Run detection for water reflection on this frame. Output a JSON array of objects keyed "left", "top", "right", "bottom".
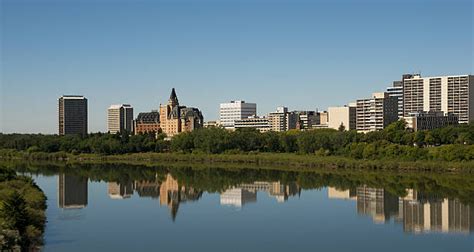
[
  {"left": 327, "top": 187, "right": 474, "bottom": 234},
  {"left": 58, "top": 173, "right": 88, "bottom": 209},
  {"left": 27, "top": 165, "right": 474, "bottom": 236}
]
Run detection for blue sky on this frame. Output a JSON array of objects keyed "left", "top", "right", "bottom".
[{"left": 1, "top": 0, "right": 473, "bottom": 133}]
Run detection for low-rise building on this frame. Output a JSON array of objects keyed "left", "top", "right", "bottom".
[
  {"left": 234, "top": 116, "right": 271, "bottom": 132},
  {"left": 203, "top": 120, "right": 221, "bottom": 128},
  {"left": 403, "top": 111, "right": 458, "bottom": 131},
  {"left": 134, "top": 111, "right": 161, "bottom": 134}
]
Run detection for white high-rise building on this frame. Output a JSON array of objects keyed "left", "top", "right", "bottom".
[
  {"left": 403, "top": 74, "right": 474, "bottom": 124},
  {"left": 356, "top": 92, "right": 398, "bottom": 132},
  {"left": 107, "top": 104, "right": 134, "bottom": 134},
  {"left": 219, "top": 100, "right": 257, "bottom": 129}
]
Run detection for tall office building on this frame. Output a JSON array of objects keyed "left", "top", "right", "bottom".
[
  {"left": 107, "top": 104, "right": 134, "bottom": 134},
  {"left": 356, "top": 92, "right": 398, "bottom": 132},
  {"left": 403, "top": 74, "right": 473, "bottom": 123},
  {"left": 58, "top": 95, "right": 88, "bottom": 136},
  {"left": 219, "top": 100, "right": 257, "bottom": 129},
  {"left": 328, "top": 104, "right": 356, "bottom": 131}
]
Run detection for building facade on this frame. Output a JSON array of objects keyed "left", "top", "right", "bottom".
[
  {"left": 328, "top": 104, "right": 356, "bottom": 131},
  {"left": 403, "top": 74, "right": 473, "bottom": 124},
  {"left": 356, "top": 92, "right": 398, "bottom": 132},
  {"left": 403, "top": 111, "right": 458, "bottom": 131},
  {"left": 134, "top": 111, "right": 161, "bottom": 134},
  {"left": 234, "top": 116, "right": 271, "bottom": 132},
  {"left": 159, "top": 88, "right": 203, "bottom": 137},
  {"left": 219, "top": 100, "right": 257, "bottom": 129},
  {"left": 58, "top": 95, "right": 88, "bottom": 136},
  {"left": 107, "top": 104, "right": 133, "bottom": 134}
]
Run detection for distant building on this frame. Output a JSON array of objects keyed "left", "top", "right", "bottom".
[
  {"left": 356, "top": 92, "right": 398, "bottom": 132},
  {"left": 403, "top": 74, "right": 474, "bottom": 123},
  {"left": 203, "top": 120, "right": 221, "bottom": 128},
  {"left": 58, "top": 95, "right": 88, "bottom": 136},
  {"left": 107, "top": 104, "right": 133, "bottom": 134},
  {"left": 134, "top": 111, "right": 161, "bottom": 134},
  {"left": 159, "top": 88, "right": 203, "bottom": 137},
  {"left": 180, "top": 107, "right": 204, "bottom": 132},
  {"left": 318, "top": 111, "right": 329, "bottom": 126},
  {"left": 386, "top": 74, "right": 414, "bottom": 118},
  {"left": 234, "top": 116, "right": 271, "bottom": 132},
  {"left": 328, "top": 104, "right": 356, "bottom": 130},
  {"left": 219, "top": 100, "right": 257, "bottom": 129},
  {"left": 58, "top": 173, "right": 88, "bottom": 209},
  {"left": 293, "top": 111, "right": 319, "bottom": 130},
  {"left": 267, "top": 106, "right": 298, "bottom": 132},
  {"left": 403, "top": 111, "right": 458, "bottom": 131}
]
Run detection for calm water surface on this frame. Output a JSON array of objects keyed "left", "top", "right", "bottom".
[{"left": 20, "top": 164, "right": 474, "bottom": 252}]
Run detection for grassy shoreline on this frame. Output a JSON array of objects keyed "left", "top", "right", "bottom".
[{"left": 1, "top": 150, "right": 473, "bottom": 172}]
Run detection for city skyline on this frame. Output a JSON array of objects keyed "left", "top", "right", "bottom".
[{"left": 2, "top": 0, "right": 473, "bottom": 133}]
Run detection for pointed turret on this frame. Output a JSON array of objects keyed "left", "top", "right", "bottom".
[{"left": 169, "top": 88, "right": 178, "bottom": 106}]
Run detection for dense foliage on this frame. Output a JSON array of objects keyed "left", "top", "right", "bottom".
[
  {"left": 0, "top": 121, "right": 473, "bottom": 161},
  {"left": 0, "top": 166, "right": 47, "bottom": 251}
]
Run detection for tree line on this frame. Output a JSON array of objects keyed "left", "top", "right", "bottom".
[{"left": 0, "top": 121, "right": 473, "bottom": 161}]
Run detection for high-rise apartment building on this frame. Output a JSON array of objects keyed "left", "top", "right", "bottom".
[
  {"left": 356, "top": 92, "right": 398, "bottom": 132},
  {"left": 328, "top": 104, "right": 356, "bottom": 130},
  {"left": 403, "top": 74, "right": 473, "bottom": 123},
  {"left": 219, "top": 100, "right": 257, "bottom": 129},
  {"left": 107, "top": 104, "right": 134, "bottom": 134},
  {"left": 58, "top": 95, "right": 88, "bottom": 136}
]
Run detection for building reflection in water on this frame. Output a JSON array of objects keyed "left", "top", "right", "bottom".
[
  {"left": 58, "top": 173, "right": 88, "bottom": 209},
  {"left": 108, "top": 182, "right": 134, "bottom": 199},
  {"left": 327, "top": 187, "right": 474, "bottom": 234},
  {"left": 58, "top": 170, "right": 472, "bottom": 233},
  {"left": 159, "top": 174, "right": 202, "bottom": 221},
  {"left": 221, "top": 181, "right": 301, "bottom": 207}
]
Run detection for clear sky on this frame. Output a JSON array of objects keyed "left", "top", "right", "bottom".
[{"left": 1, "top": 0, "right": 473, "bottom": 133}]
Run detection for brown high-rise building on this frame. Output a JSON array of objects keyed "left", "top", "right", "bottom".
[{"left": 58, "top": 95, "right": 88, "bottom": 136}]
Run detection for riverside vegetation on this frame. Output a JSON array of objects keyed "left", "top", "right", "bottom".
[
  {"left": 0, "top": 121, "right": 473, "bottom": 170},
  {"left": 0, "top": 166, "right": 47, "bottom": 251}
]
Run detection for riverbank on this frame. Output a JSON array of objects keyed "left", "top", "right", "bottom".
[
  {"left": 1, "top": 150, "right": 473, "bottom": 172},
  {"left": 0, "top": 166, "right": 47, "bottom": 251}
]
